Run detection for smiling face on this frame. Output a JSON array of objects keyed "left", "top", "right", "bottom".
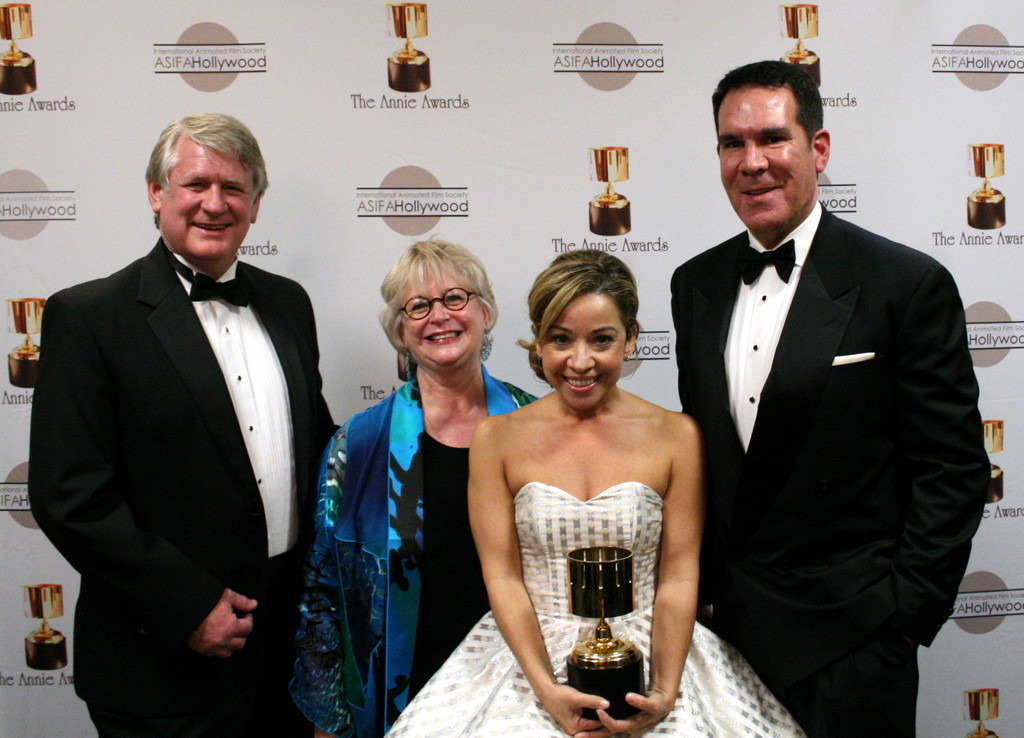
[
  {"left": 400, "top": 275, "right": 489, "bottom": 378},
  {"left": 538, "top": 292, "right": 636, "bottom": 414},
  {"left": 147, "top": 136, "right": 261, "bottom": 278},
  {"left": 716, "top": 84, "right": 830, "bottom": 250}
]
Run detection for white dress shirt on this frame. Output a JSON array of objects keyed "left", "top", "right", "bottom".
[
  {"left": 172, "top": 254, "right": 298, "bottom": 556},
  {"left": 725, "top": 202, "right": 822, "bottom": 450}
]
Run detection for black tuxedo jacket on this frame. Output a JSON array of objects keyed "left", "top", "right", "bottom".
[
  {"left": 29, "top": 242, "right": 334, "bottom": 715},
  {"left": 670, "top": 210, "right": 988, "bottom": 687}
]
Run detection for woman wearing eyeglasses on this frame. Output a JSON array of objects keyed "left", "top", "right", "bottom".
[{"left": 290, "top": 240, "right": 535, "bottom": 737}]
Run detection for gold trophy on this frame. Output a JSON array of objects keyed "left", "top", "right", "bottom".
[
  {"left": 589, "top": 147, "right": 631, "bottom": 236},
  {"left": 984, "top": 420, "right": 1004, "bottom": 503},
  {"left": 780, "top": 4, "right": 820, "bottom": 87},
  {"left": 24, "top": 584, "right": 67, "bottom": 670},
  {"left": 963, "top": 688, "right": 999, "bottom": 738},
  {"left": 968, "top": 144, "right": 1006, "bottom": 230},
  {"left": 7, "top": 297, "right": 43, "bottom": 388},
  {"left": 0, "top": 3, "right": 36, "bottom": 95},
  {"left": 387, "top": 3, "right": 430, "bottom": 92},
  {"left": 566, "top": 546, "right": 644, "bottom": 720}
]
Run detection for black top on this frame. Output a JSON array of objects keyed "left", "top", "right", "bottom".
[{"left": 408, "top": 434, "right": 491, "bottom": 697}]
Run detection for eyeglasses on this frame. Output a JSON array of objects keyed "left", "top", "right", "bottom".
[{"left": 401, "top": 287, "right": 477, "bottom": 320}]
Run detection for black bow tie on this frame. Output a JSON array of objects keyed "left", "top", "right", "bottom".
[
  {"left": 189, "top": 272, "right": 250, "bottom": 306},
  {"left": 168, "top": 250, "right": 250, "bottom": 306},
  {"left": 736, "top": 240, "right": 796, "bottom": 285}
]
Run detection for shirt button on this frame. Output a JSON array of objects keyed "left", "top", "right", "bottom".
[
  {"left": 753, "top": 345, "right": 759, "bottom": 351},
  {"left": 237, "top": 375, "right": 243, "bottom": 381},
  {"left": 248, "top": 425, "right": 254, "bottom": 432},
  {"left": 761, "top": 295, "right": 767, "bottom": 302},
  {"left": 749, "top": 396, "right": 756, "bottom": 404}
]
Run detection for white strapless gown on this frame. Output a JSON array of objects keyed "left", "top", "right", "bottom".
[{"left": 388, "top": 482, "right": 804, "bottom": 737}]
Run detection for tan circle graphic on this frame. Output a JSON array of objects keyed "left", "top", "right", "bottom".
[
  {"left": 380, "top": 166, "right": 442, "bottom": 236},
  {"left": 577, "top": 23, "right": 638, "bottom": 92},
  {"left": 177, "top": 22, "right": 239, "bottom": 92},
  {"left": 5, "top": 461, "right": 37, "bottom": 530},
  {"left": 954, "top": 25, "right": 1009, "bottom": 91},
  {"left": 0, "top": 169, "right": 48, "bottom": 240},
  {"left": 956, "top": 570, "right": 1007, "bottom": 634},
  {"left": 966, "top": 301, "right": 1011, "bottom": 368}
]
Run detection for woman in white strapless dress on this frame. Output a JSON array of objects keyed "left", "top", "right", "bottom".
[{"left": 389, "top": 250, "right": 803, "bottom": 737}]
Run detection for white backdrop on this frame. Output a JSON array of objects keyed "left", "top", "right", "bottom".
[{"left": 1, "top": 1, "right": 1021, "bottom": 735}]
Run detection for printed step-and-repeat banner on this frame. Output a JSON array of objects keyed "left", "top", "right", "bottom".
[{"left": 1, "top": 2, "right": 1020, "bottom": 735}]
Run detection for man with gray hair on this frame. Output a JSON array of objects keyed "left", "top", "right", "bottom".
[{"left": 30, "top": 113, "right": 334, "bottom": 736}]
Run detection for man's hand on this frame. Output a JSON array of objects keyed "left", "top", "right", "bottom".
[{"left": 187, "top": 588, "right": 257, "bottom": 658}]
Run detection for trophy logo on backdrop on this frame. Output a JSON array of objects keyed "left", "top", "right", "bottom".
[
  {"left": 963, "top": 688, "right": 1000, "bottom": 738},
  {"left": 23, "top": 584, "right": 67, "bottom": 671},
  {"left": 588, "top": 147, "right": 631, "bottom": 236},
  {"left": 967, "top": 144, "right": 1006, "bottom": 230},
  {"left": 0, "top": 5, "right": 73, "bottom": 112},
  {"left": 7, "top": 297, "right": 43, "bottom": 388},
  {"left": 0, "top": 3, "right": 36, "bottom": 95},
  {"left": 349, "top": 3, "right": 466, "bottom": 110},
  {"left": 984, "top": 420, "right": 1004, "bottom": 504},
  {"left": 387, "top": 3, "right": 430, "bottom": 92},
  {"left": 553, "top": 145, "right": 667, "bottom": 256},
  {"left": 779, "top": 4, "right": 819, "bottom": 87}
]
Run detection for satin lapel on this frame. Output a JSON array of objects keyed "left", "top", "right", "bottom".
[
  {"left": 244, "top": 265, "right": 313, "bottom": 494},
  {"left": 735, "top": 223, "right": 859, "bottom": 541},
  {"left": 138, "top": 244, "right": 258, "bottom": 496},
  {"left": 690, "top": 239, "right": 746, "bottom": 533}
]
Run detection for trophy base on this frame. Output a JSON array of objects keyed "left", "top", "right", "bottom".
[
  {"left": 0, "top": 57, "right": 37, "bottom": 96},
  {"left": 782, "top": 55, "right": 820, "bottom": 87},
  {"left": 25, "top": 634, "right": 67, "bottom": 671},
  {"left": 567, "top": 657, "right": 644, "bottom": 721},
  {"left": 388, "top": 58, "right": 431, "bottom": 92},
  {"left": 968, "top": 199, "right": 1006, "bottom": 230},
  {"left": 965, "top": 730, "right": 997, "bottom": 738},
  {"left": 988, "top": 465, "right": 1003, "bottom": 503},
  {"left": 590, "top": 202, "right": 631, "bottom": 236},
  {"left": 9, "top": 354, "right": 39, "bottom": 388}
]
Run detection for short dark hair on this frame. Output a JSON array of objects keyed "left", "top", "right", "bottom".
[{"left": 712, "top": 60, "right": 823, "bottom": 138}]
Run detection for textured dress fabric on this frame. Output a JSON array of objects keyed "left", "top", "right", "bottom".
[{"left": 388, "top": 482, "right": 805, "bottom": 737}]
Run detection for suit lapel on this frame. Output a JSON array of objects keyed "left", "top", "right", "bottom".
[
  {"left": 138, "top": 243, "right": 258, "bottom": 495},
  {"left": 689, "top": 237, "right": 747, "bottom": 534},
  {"left": 244, "top": 264, "right": 313, "bottom": 494},
  {"left": 734, "top": 212, "right": 859, "bottom": 540}
]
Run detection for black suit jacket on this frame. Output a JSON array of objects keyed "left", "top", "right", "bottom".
[
  {"left": 29, "top": 242, "right": 334, "bottom": 715},
  {"left": 670, "top": 210, "right": 988, "bottom": 687}
]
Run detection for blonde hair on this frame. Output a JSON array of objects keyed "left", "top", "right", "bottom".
[{"left": 379, "top": 239, "right": 498, "bottom": 352}]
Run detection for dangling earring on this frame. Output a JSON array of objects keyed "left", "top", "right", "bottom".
[
  {"left": 404, "top": 351, "right": 414, "bottom": 380},
  {"left": 480, "top": 332, "right": 493, "bottom": 363}
]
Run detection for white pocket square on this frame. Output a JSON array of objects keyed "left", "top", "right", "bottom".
[{"left": 832, "top": 352, "right": 875, "bottom": 366}]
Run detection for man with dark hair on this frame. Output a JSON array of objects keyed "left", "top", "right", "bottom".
[
  {"left": 29, "top": 113, "right": 334, "bottom": 736},
  {"left": 671, "top": 60, "right": 988, "bottom": 736}
]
